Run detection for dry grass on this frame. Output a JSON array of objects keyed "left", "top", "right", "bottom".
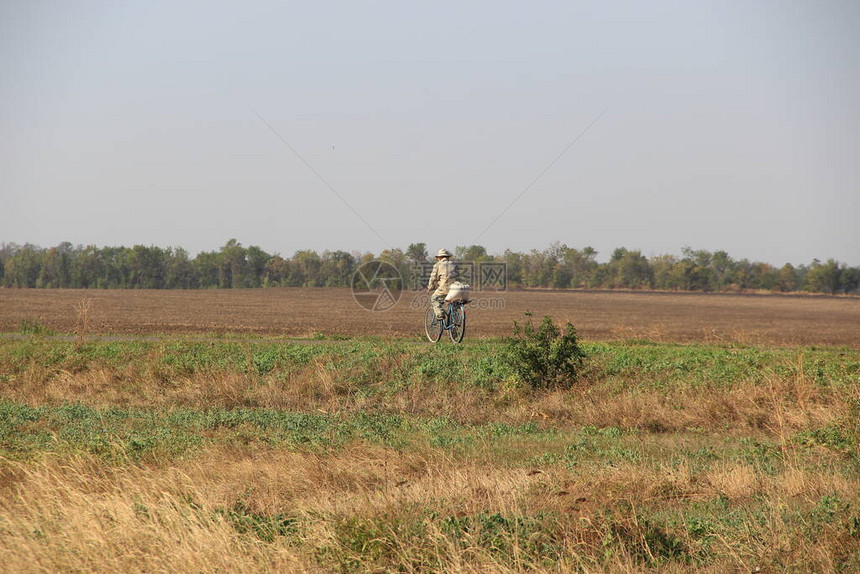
[
  {"left": 1, "top": 355, "right": 847, "bottom": 436},
  {"left": 73, "top": 297, "right": 93, "bottom": 349},
  {"left": 0, "top": 455, "right": 313, "bottom": 573},
  {"left": 2, "top": 441, "right": 858, "bottom": 573}
]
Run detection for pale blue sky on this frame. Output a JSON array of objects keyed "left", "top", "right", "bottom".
[{"left": 2, "top": 1, "right": 858, "bottom": 265}]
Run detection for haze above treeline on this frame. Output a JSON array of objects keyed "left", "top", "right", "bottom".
[
  {"left": 0, "top": 240, "right": 856, "bottom": 295},
  {"left": 3, "top": 2, "right": 857, "bottom": 270}
]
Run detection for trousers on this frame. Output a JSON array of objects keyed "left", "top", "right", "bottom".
[{"left": 431, "top": 291, "right": 447, "bottom": 319}]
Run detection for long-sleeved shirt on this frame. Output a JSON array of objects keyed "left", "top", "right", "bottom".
[{"left": 427, "top": 259, "right": 456, "bottom": 294}]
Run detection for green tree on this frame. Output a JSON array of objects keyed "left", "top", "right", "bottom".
[
  {"left": 457, "top": 245, "right": 490, "bottom": 263},
  {"left": 165, "top": 248, "right": 195, "bottom": 289},
  {"left": 731, "top": 259, "right": 753, "bottom": 290},
  {"left": 292, "top": 250, "right": 322, "bottom": 287},
  {"left": 840, "top": 267, "right": 860, "bottom": 294},
  {"left": 192, "top": 250, "right": 221, "bottom": 288},
  {"left": 555, "top": 245, "right": 598, "bottom": 288},
  {"left": 680, "top": 247, "right": 714, "bottom": 291},
  {"left": 3, "top": 239, "right": 854, "bottom": 295},
  {"left": 776, "top": 263, "right": 798, "bottom": 292},
  {"left": 320, "top": 250, "right": 355, "bottom": 287},
  {"left": 606, "top": 247, "right": 653, "bottom": 289},
  {"left": 379, "top": 248, "right": 406, "bottom": 267},
  {"left": 545, "top": 242, "right": 571, "bottom": 288},
  {"left": 38, "top": 243, "right": 74, "bottom": 288},
  {"left": 651, "top": 254, "right": 678, "bottom": 290},
  {"left": 406, "top": 243, "right": 428, "bottom": 263},
  {"left": 804, "top": 259, "right": 842, "bottom": 294},
  {"left": 501, "top": 249, "right": 524, "bottom": 288},
  {"left": 128, "top": 245, "right": 167, "bottom": 288},
  {"left": 72, "top": 245, "right": 105, "bottom": 288},
  {"left": 98, "top": 247, "right": 132, "bottom": 288},
  {"left": 219, "top": 239, "right": 247, "bottom": 288},
  {"left": 244, "top": 245, "right": 270, "bottom": 288},
  {"left": 710, "top": 250, "right": 734, "bottom": 291},
  {"left": 522, "top": 249, "right": 555, "bottom": 287},
  {"left": 263, "top": 255, "right": 289, "bottom": 286},
  {"left": 379, "top": 248, "right": 407, "bottom": 290},
  {"left": 3, "top": 244, "right": 42, "bottom": 287}
]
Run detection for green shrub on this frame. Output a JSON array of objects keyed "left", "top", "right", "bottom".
[
  {"left": 215, "top": 502, "right": 298, "bottom": 542},
  {"left": 505, "top": 314, "right": 586, "bottom": 390},
  {"left": 17, "top": 319, "right": 55, "bottom": 336}
]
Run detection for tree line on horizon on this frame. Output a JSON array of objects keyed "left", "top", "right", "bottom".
[{"left": 0, "top": 240, "right": 857, "bottom": 295}]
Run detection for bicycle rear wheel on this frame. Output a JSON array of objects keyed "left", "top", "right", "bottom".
[
  {"left": 424, "top": 307, "right": 442, "bottom": 342},
  {"left": 449, "top": 304, "right": 466, "bottom": 343}
]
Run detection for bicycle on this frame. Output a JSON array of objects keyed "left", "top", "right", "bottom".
[{"left": 424, "top": 300, "right": 467, "bottom": 343}]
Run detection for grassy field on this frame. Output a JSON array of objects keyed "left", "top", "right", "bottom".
[{"left": 1, "top": 333, "right": 859, "bottom": 572}]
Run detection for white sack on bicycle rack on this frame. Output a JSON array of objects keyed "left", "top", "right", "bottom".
[{"left": 445, "top": 281, "right": 471, "bottom": 302}]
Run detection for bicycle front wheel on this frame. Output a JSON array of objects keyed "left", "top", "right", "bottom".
[
  {"left": 449, "top": 304, "right": 466, "bottom": 343},
  {"left": 424, "top": 307, "right": 442, "bottom": 342}
]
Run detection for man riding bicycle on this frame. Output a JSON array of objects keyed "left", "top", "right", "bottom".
[{"left": 427, "top": 248, "right": 456, "bottom": 320}]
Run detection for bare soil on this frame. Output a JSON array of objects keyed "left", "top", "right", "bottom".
[{"left": 1, "top": 288, "right": 857, "bottom": 346}]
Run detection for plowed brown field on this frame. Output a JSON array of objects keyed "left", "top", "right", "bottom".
[
  {"left": 1, "top": 288, "right": 858, "bottom": 346},
  {"left": 0, "top": 288, "right": 860, "bottom": 347}
]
